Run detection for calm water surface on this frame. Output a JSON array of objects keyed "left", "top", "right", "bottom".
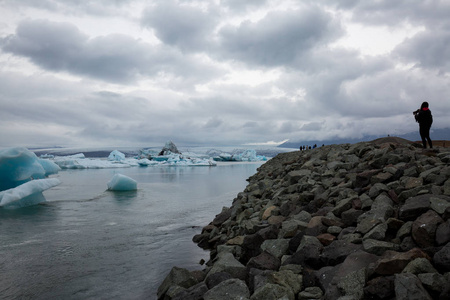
[{"left": 0, "top": 162, "right": 262, "bottom": 300}]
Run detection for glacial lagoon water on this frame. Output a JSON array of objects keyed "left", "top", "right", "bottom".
[{"left": 0, "top": 162, "right": 263, "bottom": 299}]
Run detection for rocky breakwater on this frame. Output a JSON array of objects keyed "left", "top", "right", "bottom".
[{"left": 157, "top": 137, "right": 450, "bottom": 300}]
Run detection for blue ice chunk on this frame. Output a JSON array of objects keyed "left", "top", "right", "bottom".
[
  {"left": 38, "top": 158, "right": 61, "bottom": 176},
  {"left": 0, "top": 147, "right": 47, "bottom": 191},
  {"left": 107, "top": 174, "right": 137, "bottom": 191}
]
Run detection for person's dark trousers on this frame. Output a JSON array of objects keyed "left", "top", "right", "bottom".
[{"left": 420, "top": 126, "right": 433, "bottom": 148}]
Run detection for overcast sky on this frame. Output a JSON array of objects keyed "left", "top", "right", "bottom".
[{"left": 0, "top": 0, "right": 449, "bottom": 148}]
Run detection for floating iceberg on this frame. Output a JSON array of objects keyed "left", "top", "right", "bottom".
[
  {"left": 0, "top": 147, "right": 61, "bottom": 208},
  {"left": 0, "top": 178, "right": 61, "bottom": 208},
  {"left": 107, "top": 174, "right": 137, "bottom": 191},
  {"left": 0, "top": 147, "right": 60, "bottom": 190},
  {"left": 108, "top": 150, "right": 126, "bottom": 161},
  {"left": 211, "top": 149, "right": 267, "bottom": 162}
]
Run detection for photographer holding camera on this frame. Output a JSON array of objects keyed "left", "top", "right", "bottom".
[{"left": 413, "top": 101, "right": 433, "bottom": 148}]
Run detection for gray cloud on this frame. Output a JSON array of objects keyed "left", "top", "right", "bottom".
[
  {"left": 1, "top": 1, "right": 450, "bottom": 148},
  {"left": 141, "top": 1, "right": 218, "bottom": 52},
  {"left": 1, "top": 19, "right": 221, "bottom": 85},
  {"left": 395, "top": 29, "right": 450, "bottom": 72},
  {"left": 217, "top": 6, "right": 343, "bottom": 67}
]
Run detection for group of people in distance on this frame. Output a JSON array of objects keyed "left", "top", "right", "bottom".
[{"left": 299, "top": 144, "right": 318, "bottom": 151}]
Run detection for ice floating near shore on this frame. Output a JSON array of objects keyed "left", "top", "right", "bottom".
[
  {"left": 210, "top": 149, "right": 267, "bottom": 162},
  {"left": 108, "top": 150, "right": 125, "bottom": 161},
  {"left": 0, "top": 147, "right": 60, "bottom": 189},
  {"left": 0, "top": 147, "right": 61, "bottom": 208},
  {"left": 0, "top": 178, "right": 61, "bottom": 208},
  {"left": 107, "top": 174, "right": 137, "bottom": 191}
]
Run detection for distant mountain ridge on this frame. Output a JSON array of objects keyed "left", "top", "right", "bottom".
[{"left": 279, "top": 127, "right": 450, "bottom": 149}]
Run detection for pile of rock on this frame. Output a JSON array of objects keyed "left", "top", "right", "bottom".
[{"left": 157, "top": 137, "right": 450, "bottom": 299}]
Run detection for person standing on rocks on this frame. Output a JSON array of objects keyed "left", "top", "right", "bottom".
[{"left": 413, "top": 101, "right": 433, "bottom": 148}]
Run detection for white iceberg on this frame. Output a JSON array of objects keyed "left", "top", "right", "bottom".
[
  {"left": 210, "top": 149, "right": 267, "bottom": 162},
  {"left": 0, "top": 178, "right": 61, "bottom": 208},
  {"left": 107, "top": 174, "right": 137, "bottom": 191},
  {"left": 108, "top": 150, "right": 126, "bottom": 161}
]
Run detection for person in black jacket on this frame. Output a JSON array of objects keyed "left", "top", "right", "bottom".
[{"left": 413, "top": 101, "right": 433, "bottom": 148}]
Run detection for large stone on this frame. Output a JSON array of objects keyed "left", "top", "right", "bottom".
[
  {"left": 207, "top": 252, "right": 247, "bottom": 280},
  {"left": 363, "top": 239, "right": 399, "bottom": 255},
  {"left": 411, "top": 210, "right": 444, "bottom": 248},
  {"left": 401, "top": 257, "right": 437, "bottom": 274},
  {"left": 433, "top": 242, "right": 450, "bottom": 271},
  {"left": 246, "top": 251, "right": 280, "bottom": 271},
  {"left": 212, "top": 207, "right": 232, "bottom": 226},
  {"left": 336, "top": 268, "right": 366, "bottom": 299},
  {"left": 172, "top": 282, "right": 208, "bottom": 300},
  {"left": 270, "top": 270, "right": 302, "bottom": 295},
  {"left": 418, "top": 273, "right": 446, "bottom": 296},
  {"left": 203, "top": 279, "right": 250, "bottom": 300},
  {"left": 399, "top": 195, "right": 431, "bottom": 221},
  {"left": 436, "top": 220, "right": 450, "bottom": 246},
  {"left": 298, "top": 287, "right": 323, "bottom": 300},
  {"left": 250, "top": 283, "right": 295, "bottom": 300},
  {"left": 261, "top": 239, "right": 289, "bottom": 259},
  {"left": 205, "top": 272, "right": 233, "bottom": 289},
  {"left": 430, "top": 195, "right": 450, "bottom": 214},
  {"left": 157, "top": 267, "right": 198, "bottom": 299},
  {"left": 364, "top": 276, "right": 395, "bottom": 299},
  {"left": 372, "top": 248, "right": 430, "bottom": 275},
  {"left": 321, "top": 240, "right": 362, "bottom": 266},
  {"left": 394, "top": 273, "right": 432, "bottom": 300},
  {"left": 285, "top": 236, "right": 323, "bottom": 269}
]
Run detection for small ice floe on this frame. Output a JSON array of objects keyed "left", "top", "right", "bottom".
[{"left": 107, "top": 174, "right": 137, "bottom": 191}]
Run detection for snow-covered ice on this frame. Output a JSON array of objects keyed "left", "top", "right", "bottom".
[
  {"left": 0, "top": 178, "right": 61, "bottom": 208},
  {"left": 107, "top": 174, "right": 137, "bottom": 191},
  {"left": 108, "top": 150, "right": 126, "bottom": 161}
]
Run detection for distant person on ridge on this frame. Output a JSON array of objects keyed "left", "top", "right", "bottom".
[{"left": 413, "top": 101, "right": 433, "bottom": 148}]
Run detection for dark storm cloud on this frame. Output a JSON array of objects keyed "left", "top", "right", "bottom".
[
  {"left": 217, "top": 6, "right": 343, "bottom": 67},
  {"left": 1, "top": 19, "right": 221, "bottom": 84}
]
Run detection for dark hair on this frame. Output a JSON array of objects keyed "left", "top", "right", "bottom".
[{"left": 421, "top": 102, "right": 429, "bottom": 109}]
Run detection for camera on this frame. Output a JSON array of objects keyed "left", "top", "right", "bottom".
[{"left": 413, "top": 109, "right": 420, "bottom": 115}]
